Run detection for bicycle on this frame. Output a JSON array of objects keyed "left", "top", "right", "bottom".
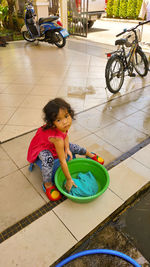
[{"left": 105, "top": 20, "right": 150, "bottom": 94}]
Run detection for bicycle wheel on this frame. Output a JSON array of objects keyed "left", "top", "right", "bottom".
[
  {"left": 105, "top": 55, "right": 124, "bottom": 94},
  {"left": 133, "top": 48, "right": 149, "bottom": 77}
]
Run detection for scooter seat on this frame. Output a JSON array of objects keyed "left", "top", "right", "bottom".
[{"left": 39, "top": 16, "right": 59, "bottom": 25}]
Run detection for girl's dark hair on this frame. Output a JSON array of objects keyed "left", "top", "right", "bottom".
[{"left": 42, "top": 98, "right": 75, "bottom": 129}]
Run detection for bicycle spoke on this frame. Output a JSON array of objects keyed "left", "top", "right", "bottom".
[
  {"left": 106, "top": 20, "right": 149, "bottom": 94},
  {"left": 133, "top": 49, "right": 148, "bottom": 77}
]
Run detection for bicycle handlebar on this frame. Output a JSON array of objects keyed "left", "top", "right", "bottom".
[
  {"left": 116, "top": 29, "right": 127, "bottom": 37},
  {"left": 116, "top": 20, "right": 150, "bottom": 37}
]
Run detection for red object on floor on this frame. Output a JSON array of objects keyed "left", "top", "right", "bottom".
[
  {"left": 44, "top": 185, "right": 62, "bottom": 201},
  {"left": 92, "top": 154, "right": 104, "bottom": 165}
]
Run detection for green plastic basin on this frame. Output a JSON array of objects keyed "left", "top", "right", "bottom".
[{"left": 55, "top": 158, "right": 110, "bottom": 203}]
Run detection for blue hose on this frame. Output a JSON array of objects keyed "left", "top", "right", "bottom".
[{"left": 56, "top": 249, "right": 141, "bottom": 267}]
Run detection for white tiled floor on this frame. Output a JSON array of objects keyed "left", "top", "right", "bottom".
[
  {"left": 109, "top": 157, "right": 150, "bottom": 201},
  {"left": 0, "top": 38, "right": 150, "bottom": 266},
  {"left": 0, "top": 211, "right": 77, "bottom": 267},
  {"left": 0, "top": 146, "right": 17, "bottom": 178},
  {"left": 95, "top": 120, "right": 148, "bottom": 153},
  {"left": 54, "top": 189, "right": 123, "bottom": 241},
  {"left": 0, "top": 146, "right": 149, "bottom": 266},
  {"left": 0, "top": 170, "right": 45, "bottom": 232},
  {"left": 0, "top": 39, "right": 150, "bottom": 142},
  {"left": 132, "top": 144, "right": 150, "bottom": 169}
]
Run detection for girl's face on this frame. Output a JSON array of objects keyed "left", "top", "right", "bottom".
[{"left": 53, "top": 108, "right": 72, "bottom": 132}]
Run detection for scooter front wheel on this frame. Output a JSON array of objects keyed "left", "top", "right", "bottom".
[
  {"left": 53, "top": 32, "right": 66, "bottom": 48},
  {"left": 22, "top": 31, "right": 36, "bottom": 42}
]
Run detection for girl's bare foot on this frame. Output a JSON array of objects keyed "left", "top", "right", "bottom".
[
  {"left": 86, "top": 151, "right": 104, "bottom": 165},
  {"left": 86, "top": 151, "right": 94, "bottom": 158}
]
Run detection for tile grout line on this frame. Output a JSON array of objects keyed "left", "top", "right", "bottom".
[
  {"left": 52, "top": 210, "right": 78, "bottom": 242},
  {"left": 0, "top": 195, "right": 66, "bottom": 244},
  {"left": 0, "top": 136, "right": 150, "bottom": 244},
  {"left": 118, "top": 116, "right": 150, "bottom": 137},
  {"left": 52, "top": 180, "right": 150, "bottom": 267},
  {"left": 52, "top": 183, "right": 150, "bottom": 267},
  {"left": 1, "top": 83, "right": 150, "bottom": 144},
  {"left": 108, "top": 188, "right": 125, "bottom": 202},
  {"left": 105, "top": 136, "right": 150, "bottom": 170}
]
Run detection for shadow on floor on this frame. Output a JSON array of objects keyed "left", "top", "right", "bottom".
[{"left": 88, "top": 28, "right": 109, "bottom": 33}]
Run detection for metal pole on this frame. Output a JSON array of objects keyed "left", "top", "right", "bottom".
[{"left": 60, "top": 0, "right": 68, "bottom": 30}]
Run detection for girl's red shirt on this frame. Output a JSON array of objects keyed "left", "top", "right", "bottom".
[{"left": 27, "top": 126, "right": 67, "bottom": 163}]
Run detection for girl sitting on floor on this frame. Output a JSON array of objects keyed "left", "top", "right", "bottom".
[{"left": 27, "top": 98, "right": 104, "bottom": 201}]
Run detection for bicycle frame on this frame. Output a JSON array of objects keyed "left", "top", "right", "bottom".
[
  {"left": 123, "top": 42, "right": 139, "bottom": 73},
  {"left": 127, "top": 29, "right": 140, "bottom": 67},
  {"left": 106, "top": 20, "right": 150, "bottom": 73},
  {"left": 105, "top": 20, "right": 150, "bottom": 94},
  {"left": 108, "top": 37, "right": 139, "bottom": 75}
]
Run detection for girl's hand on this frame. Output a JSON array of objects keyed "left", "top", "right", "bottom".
[
  {"left": 65, "top": 149, "right": 73, "bottom": 161},
  {"left": 65, "top": 179, "right": 77, "bottom": 192}
]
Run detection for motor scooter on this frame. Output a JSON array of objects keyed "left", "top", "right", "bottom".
[{"left": 21, "top": 1, "right": 69, "bottom": 48}]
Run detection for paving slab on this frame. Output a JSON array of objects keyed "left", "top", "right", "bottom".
[
  {"left": 0, "top": 211, "right": 77, "bottom": 267},
  {"left": 0, "top": 36, "right": 150, "bottom": 142},
  {"left": 0, "top": 26, "right": 150, "bottom": 266}
]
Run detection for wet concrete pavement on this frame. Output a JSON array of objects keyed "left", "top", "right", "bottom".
[
  {"left": 86, "top": 18, "right": 150, "bottom": 55},
  {"left": 117, "top": 188, "right": 150, "bottom": 263},
  {"left": 55, "top": 188, "right": 150, "bottom": 267},
  {"left": 57, "top": 225, "right": 149, "bottom": 266}
]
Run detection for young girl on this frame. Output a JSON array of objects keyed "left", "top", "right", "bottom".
[{"left": 27, "top": 98, "right": 104, "bottom": 201}]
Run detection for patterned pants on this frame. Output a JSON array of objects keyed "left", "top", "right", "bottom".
[{"left": 38, "top": 143, "right": 86, "bottom": 183}]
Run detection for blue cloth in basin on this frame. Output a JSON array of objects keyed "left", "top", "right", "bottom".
[{"left": 65, "top": 171, "right": 98, "bottom": 197}]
